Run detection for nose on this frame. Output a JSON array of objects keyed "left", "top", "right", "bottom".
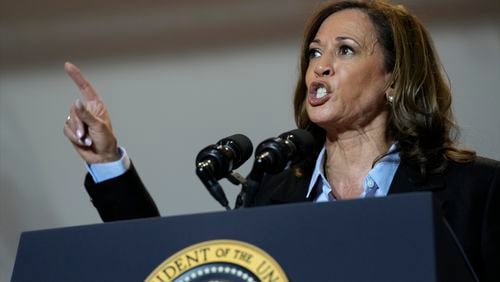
[{"left": 314, "top": 59, "right": 333, "bottom": 77}]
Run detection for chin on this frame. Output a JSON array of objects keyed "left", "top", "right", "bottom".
[
  {"left": 306, "top": 108, "right": 338, "bottom": 126},
  {"left": 307, "top": 117, "right": 337, "bottom": 131}
]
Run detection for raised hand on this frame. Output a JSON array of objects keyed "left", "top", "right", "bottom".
[{"left": 63, "top": 62, "right": 120, "bottom": 164}]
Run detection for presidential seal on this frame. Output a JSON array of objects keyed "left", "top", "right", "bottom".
[{"left": 145, "top": 240, "right": 289, "bottom": 282}]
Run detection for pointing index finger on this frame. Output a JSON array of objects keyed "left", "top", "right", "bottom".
[{"left": 64, "top": 62, "right": 98, "bottom": 102}]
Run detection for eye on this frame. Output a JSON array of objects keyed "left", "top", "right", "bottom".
[
  {"left": 308, "top": 48, "right": 322, "bottom": 59},
  {"left": 338, "top": 45, "right": 354, "bottom": 56}
]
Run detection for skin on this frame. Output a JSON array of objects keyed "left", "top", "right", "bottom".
[
  {"left": 63, "top": 62, "right": 120, "bottom": 164},
  {"left": 305, "top": 9, "right": 394, "bottom": 199}
]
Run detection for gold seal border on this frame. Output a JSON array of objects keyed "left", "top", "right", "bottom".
[{"left": 145, "top": 239, "right": 289, "bottom": 282}]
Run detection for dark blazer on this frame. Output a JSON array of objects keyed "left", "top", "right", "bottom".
[{"left": 85, "top": 156, "right": 499, "bottom": 282}]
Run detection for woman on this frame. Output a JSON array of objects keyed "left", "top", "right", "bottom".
[{"left": 64, "top": 1, "right": 498, "bottom": 280}]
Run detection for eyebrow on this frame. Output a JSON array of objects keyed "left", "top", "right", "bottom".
[
  {"left": 337, "top": 36, "right": 361, "bottom": 46},
  {"left": 310, "top": 36, "right": 361, "bottom": 47},
  {"left": 310, "top": 39, "right": 321, "bottom": 45}
]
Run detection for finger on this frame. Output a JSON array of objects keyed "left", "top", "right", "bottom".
[
  {"left": 64, "top": 62, "right": 98, "bottom": 102},
  {"left": 83, "top": 136, "right": 93, "bottom": 147},
  {"left": 73, "top": 99, "right": 100, "bottom": 128},
  {"left": 63, "top": 122, "right": 87, "bottom": 147},
  {"left": 68, "top": 105, "right": 86, "bottom": 139}
]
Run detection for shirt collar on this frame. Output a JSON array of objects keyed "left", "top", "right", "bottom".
[
  {"left": 306, "top": 146, "right": 327, "bottom": 199},
  {"left": 367, "top": 144, "right": 400, "bottom": 197},
  {"left": 306, "top": 143, "right": 400, "bottom": 199}
]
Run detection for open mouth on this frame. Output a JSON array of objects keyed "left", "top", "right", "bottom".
[
  {"left": 310, "top": 82, "right": 330, "bottom": 98},
  {"left": 308, "top": 82, "right": 332, "bottom": 106},
  {"left": 316, "top": 85, "right": 327, "bottom": 98}
]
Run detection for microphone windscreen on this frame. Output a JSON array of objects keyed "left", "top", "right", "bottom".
[
  {"left": 278, "top": 129, "right": 315, "bottom": 158},
  {"left": 220, "top": 134, "right": 253, "bottom": 169}
]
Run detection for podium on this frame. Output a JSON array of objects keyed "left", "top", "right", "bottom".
[{"left": 12, "top": 192, "right": 476, "bottom": 281}]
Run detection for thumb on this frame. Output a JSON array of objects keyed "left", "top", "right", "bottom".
[{"left": 74, "top": 99, "right": 99, "bottom": 126}]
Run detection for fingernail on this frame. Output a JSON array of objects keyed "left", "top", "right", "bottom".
[
  {"left": 75, "top": 99, "right": 83, "bottom": 110},
  {"left": 76, "top": 129, "right": 83, "bottom": 139},
  {"left": 84, "top": 137, "right": 92, "bottom": 146}
]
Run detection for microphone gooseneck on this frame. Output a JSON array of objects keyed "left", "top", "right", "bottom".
[{"left": 196, "top": 134, "right": 253, "bottom": 210}]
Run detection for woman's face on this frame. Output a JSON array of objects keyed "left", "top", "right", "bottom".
[{"left": 305, "top": 9, "right": 392, "bottom": 133}]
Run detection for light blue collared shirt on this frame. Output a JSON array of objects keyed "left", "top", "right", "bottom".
[
  {"left": 86, "top": 147, "right": 131, "bottom": 183},
  {"left": 306, "top": 144, "right": 400, "bottom": 202}
]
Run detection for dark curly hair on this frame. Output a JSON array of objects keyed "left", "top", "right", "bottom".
[{"left": 293, "top": 0, "right": 475, "bottom": 177}]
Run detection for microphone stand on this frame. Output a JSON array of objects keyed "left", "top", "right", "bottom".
[
  {"left": 234, "top": 154, "right": 270, "bottom": 209},
  {"left": 196, "top": 162, "right": 231, "bottom": 211}
]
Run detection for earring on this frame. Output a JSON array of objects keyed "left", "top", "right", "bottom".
[{"left": 387, "top": 96, "right": 394, "bottom": 103}]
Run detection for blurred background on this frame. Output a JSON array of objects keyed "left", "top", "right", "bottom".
[{"left": 1, "top": 0, "right": 499, "bottom": 280}]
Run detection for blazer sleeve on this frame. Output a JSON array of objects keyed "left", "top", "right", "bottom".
[{"left": 84, "top": 162, "right": 160, "bottom": 222}]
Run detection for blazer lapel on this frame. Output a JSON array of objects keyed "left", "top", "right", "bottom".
[
  {"left": 268, "top": 173, "right": 312, "bottom": 204},
  {"left": 389, "top": 162, "right": 446, "bottom": 194},
  {"left": 389, "top": 162, "right": 449, "bottom": 215}
]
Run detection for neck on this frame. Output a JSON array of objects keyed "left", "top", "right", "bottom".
[{"left": 324, "top": 112, "right": 390, "bottom": 169}]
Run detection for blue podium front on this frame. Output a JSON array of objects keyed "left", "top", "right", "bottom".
[{"left": 12, "top": 192, "right": 475, "bottom": 281}]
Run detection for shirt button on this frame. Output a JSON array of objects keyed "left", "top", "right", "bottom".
[{"left": 367, "top": 179, "right": 375, "bottom": 188}]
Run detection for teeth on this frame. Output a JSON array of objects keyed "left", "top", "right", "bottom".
[{"left": 316, "top": 86, "right": 327, "bottom": 98}]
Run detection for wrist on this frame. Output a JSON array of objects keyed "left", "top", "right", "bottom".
[
  {"left": 87, "top": 147, "right": 130, "bottom": 183},
  {"left": 101, "top": 146, "right": 121, "bottom": 162}
]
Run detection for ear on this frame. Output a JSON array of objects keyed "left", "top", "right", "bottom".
[
  {"left": 385, "top": 84, "right": 395, "bottom": 100},
  {"left": 384, "top": 73, "right": 395, "bottom": 100}
]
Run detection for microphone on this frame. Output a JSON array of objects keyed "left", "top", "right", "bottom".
[
  {"left": 196, "top": 134, "right": 253, "bottom": 209},
  {"left": 236, "top": 129, "right": 314, "bottom": 208},
  {"left": 253, "top": 129, "right": 315, "bottom": 174}
]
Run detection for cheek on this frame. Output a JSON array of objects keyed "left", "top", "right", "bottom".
[
  {"left": 340, "top": 66, "right": 387, "bottom": 97},
  {"left": 304, "top": 65, "right": 314, "bottom": 85}
]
